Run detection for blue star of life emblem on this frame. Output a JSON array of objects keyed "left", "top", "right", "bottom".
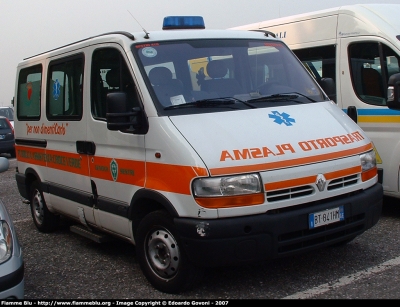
[
  {"left": 53, "top": 79, "right": 61, "bottom": 100},
  {"left": 268, "top": 111, "right": 296, "bottom": 126}
]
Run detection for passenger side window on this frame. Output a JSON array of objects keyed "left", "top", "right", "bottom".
[
  {"left": 293, "top": 45, "right": 336, "bottom": 101},
  {"left": 91, "top": 48, "right": 139, "bottom": 119},
  {"left": 47, "top": 54, "right": 83, "bottom": 120},
  {"left": 348, "top": 42, "right": 400, "bottom": 106},
  {"left": 17, "top": 64, "right": 42, "bottom": 120}
]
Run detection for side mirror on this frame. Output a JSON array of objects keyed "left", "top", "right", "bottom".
[
  {"left": 387, "top": 73, "right": 400, "bottom": 110},
  {"left": 0, "top": 157, "right": 9, "bottom": 173},
  {"left": 347, "top": 106, "right": 358, "bottom": 123},
  {"left": 319, "top": 77, "right": 336, "bottom": 102},
  {"left": 106, "top": 92, "right": 139, "bottom": 131}
]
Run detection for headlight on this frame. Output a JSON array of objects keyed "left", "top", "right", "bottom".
[
  {"left": 360, "top": 149, "right": 377, "bottom": 182},
  {"left": 193, "top": 174, "right": 264, "bottom": 208},
  {"left": 0, "top": 220, "right": 12, "bottom": 264},
  {"left": 193, "top": 173, "right": 262, "bottom": 196},
  {"left": 360, "top": 149, "right": 376, "bottom": 171}
]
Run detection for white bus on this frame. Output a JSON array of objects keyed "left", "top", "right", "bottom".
[{"left": 233, "top": 3, "right": 400, "bottom": 199}]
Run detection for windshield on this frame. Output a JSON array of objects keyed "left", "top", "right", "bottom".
[
  {"left": 132, "top": 39, "right": 326, "bottom": 115},
  {"left": 0, "top": 108, "right": 14, "bottom": 121}
]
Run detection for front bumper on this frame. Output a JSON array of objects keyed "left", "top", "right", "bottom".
[
  {"left": 175, "top": 183, "right": 382, "bottom": 267},
  {"left": 0, "top": 254, "right": 24, "bottom": 299},
  {"left": 0, "top": 139, "right": 15, "bottom": 153}
]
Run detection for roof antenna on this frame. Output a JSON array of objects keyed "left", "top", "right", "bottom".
[{"left": 127, "top": 10, "right": 149, "bottom": 39}]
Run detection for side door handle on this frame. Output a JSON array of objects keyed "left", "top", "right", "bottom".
[{"left": 76, "top": 141, "right": 96, "bottom": 155}]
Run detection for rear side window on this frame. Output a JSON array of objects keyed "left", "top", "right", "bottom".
[
  {"left": 0, "top": 108, "right": 14, "bottom": 121},
  {"left": 293, "top": 45, "right": 336, "bottom": 101},
  {"left": 0, "top": 118, "right": 10, "bottom": 129},
  {"left": 47, "top": 54, "right": 84, "bottom": 120},
  {"left": 17, "top": 64, "right": 42, "bottom": 120}
]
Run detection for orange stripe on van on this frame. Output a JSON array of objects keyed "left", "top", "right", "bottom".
[
  {"left": 15, "top": 145, "right": 47, "bottom": 167},
  {"left": 45, "top": 149, "right": 90, "bottom": 176},
  {"left": 361, "top": 166, "right": 377, "bottom": 182},
  {"left": 210, "top": 144, "right": 373, "bottom": 176},
  {"left": 15, "top": 144, "right": 367, "bottom": 196},
  {"left": 264, "top": 165, "right": 362, "bottom": 191},
  {"left": 146, "top": 162, "right": 208, "bottom": 195},
  {"left": 15, "top": 145, "right": 208, "bottom": 194},
  {"left": 324, "top": 166, "right": 361, "bottom": 180},
  {"left": 195, "top": 193, "right": 265, "bottom": 208},
  {"left": 15, "top": 146, "right": 90, "bottom": 175},
  {"left": 89, "top": 156, "right": 146, "bottom": 186},
  {"left": 265, "top": 175, "right": 316, "bottom": 191}
]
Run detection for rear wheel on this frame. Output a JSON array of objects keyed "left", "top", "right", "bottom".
[
  {"left": 135, "top": 210, "right": 203, "bottom": 293},
  {"left": 30, "top": 181, "right": 59, "bottom": 232}
]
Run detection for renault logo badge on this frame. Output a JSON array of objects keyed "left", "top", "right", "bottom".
[{"left": 316, "top": 174, "right": 326, "bottom": 192}]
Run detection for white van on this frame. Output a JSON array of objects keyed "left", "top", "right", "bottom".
[
  {"left": 232, "top": 3, "right": 400, "bottom": 199},
  {"left": 13, "top": 16, "right": 382, "bottom": 293}
]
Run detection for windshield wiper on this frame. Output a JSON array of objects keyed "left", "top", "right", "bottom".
[
  {"left": 246, "top": 92, "right": 317, "bottom": 104},
  {"left": 164, "top": 97, "right": 251, "bottom": 110}
]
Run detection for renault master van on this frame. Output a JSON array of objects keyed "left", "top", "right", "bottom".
[{"left": 14, "top": 16, "right": 382, "bottom": 293}]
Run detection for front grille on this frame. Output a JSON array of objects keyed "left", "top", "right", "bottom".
[
  {"left": 327, "top": 174, "right": 358, "bottom": 191},
  {"left": 266, "top": 185, "right": 314, "bottom": 202},
  {"left": 266, "top": 189, "right": 362, "bottom": 216},
  {"left": 266, "top": 174, "right": 359, "bottom": 202}
]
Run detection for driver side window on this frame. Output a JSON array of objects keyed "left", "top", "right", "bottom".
[
  {"left": 348, "top": 42, "right": 400, "bottom": 106},
  {"left": 91, "top": 48, "right": 139, "bottom": 119}
]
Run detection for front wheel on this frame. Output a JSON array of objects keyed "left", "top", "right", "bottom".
[
  {"left": 135, "top": 210, "right": 203, "bottom": 293},
  {"left": 30, "top": 181, "right": 59, "bottom": 232}
]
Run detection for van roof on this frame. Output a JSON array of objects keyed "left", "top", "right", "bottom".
[
  {"left": 232, "top": 4, "right": 400, "bottom": 30},
  {"left": 231, "top": 4, "right": 400, "bottom": 48},
  {"left": 21, "top": 28, "right": 273, "bottom": 62}
]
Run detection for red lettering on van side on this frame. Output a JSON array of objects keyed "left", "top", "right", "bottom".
[
  {"left": 220, "top": 150, "right": 234, "bottom": 161},
  {"left": 233, "top": 149, "right": 251, "bottom": 160},
  {"left": 262, "top": 147, "right": 276, "bottom": 157}
]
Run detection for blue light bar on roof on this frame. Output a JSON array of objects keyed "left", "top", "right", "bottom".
[{"left": 163, "top": 16, "right": 205, "bottom": 30}]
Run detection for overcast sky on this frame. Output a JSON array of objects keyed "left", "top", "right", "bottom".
[{"left": 1, "top": 0, "right": 399, "bottom": 106}]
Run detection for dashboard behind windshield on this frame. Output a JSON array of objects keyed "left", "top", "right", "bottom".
[{"left": 132, "top": 39, "right": 326, "bottom": 115}]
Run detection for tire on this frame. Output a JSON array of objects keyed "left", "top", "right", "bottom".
[
  {"left": 135, "top": 210, "right": 204, "bottom": 294},
  {"left": 30, "top": 181, "right": 59, "bottom": 232}
]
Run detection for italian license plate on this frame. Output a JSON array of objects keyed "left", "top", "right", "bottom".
[
  {"left": 309, "top": 206, "right": 344, "bottom": 229},
  {"left": 0, "top": 135, "right": 4, "bottom": 139}
]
